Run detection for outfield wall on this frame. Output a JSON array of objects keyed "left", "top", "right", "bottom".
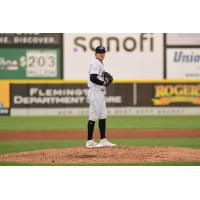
[
  {"left": 1, "top": 80, "right": 200, "bottom": 116},
  {"left": 1, "top": 33, "right": 200, "bottom": 116}
]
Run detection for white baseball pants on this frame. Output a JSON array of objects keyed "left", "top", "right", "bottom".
[{"left": 87, "top": 89, "right": 107, "bottom": 121}]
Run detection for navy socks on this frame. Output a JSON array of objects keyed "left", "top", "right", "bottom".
[
  {"left": 87, "top": 119, "right": 106, "bottom": 140},
  {"left": 87, "top": 120, "right": 95, "bottom": 140},
  {"left": 99, "top": 119, "right": 106, "bottom": 139}
]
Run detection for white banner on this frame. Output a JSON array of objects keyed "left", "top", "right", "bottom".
[
  {"left": 26, "top": 50, "right": 57, "bottom": 77},
  {"left": 167, "top": 48, "right": 200, "bottom": 79},
  {"left": 167, "top": 33, "right": 200, "bottom": 45},
  {"left": 64, "top": 33, "right": 164, "bottom": 80},
  {"left": 11, "top": 107, "right": 200, "bottom": 116}
]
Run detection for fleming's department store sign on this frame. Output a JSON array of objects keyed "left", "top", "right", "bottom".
[{"left": 152, "top": 84, "right": 200, "bottom": 105}]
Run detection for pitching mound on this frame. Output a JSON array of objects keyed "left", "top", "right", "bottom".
[{"left": 1, "top": 146, "right": 200, "bottom": 164}]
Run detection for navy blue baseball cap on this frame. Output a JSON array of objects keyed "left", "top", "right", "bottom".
[{"left": 95, "top": 46, "right": 107, "bottom": 53}]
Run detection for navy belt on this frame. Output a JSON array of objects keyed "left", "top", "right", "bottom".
[{"left": 88, "top": 87, "right": 105, "bottom": 92}]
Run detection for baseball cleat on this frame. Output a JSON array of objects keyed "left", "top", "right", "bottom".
[
  {"left": 99, "top": 138, "right": 116, "bottom": 147},
  {"left": 95, "top": 143, "right": 104, "bottom": 148},
  {"left": 86, "top": 140, "right": 102, "bottom": 148}
]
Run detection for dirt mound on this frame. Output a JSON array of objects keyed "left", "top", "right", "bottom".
[{"left": 1, "top": 146, "right": 200, "bottom": 164}]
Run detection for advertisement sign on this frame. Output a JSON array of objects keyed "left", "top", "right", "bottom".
[
  {"left": 11, "top": 83, "right": 133, "bottom": 108},
  {"left": 0, "top": 33, "right": 62, "bottom": 47},
  {"left": 0, "top": 81, "right": 10, "bottom": 115},
  {"left": 167, "top": 48, "right": 200, "bottom": 79},
  {"left": 167, "top": 33, "right": 200, "bottom": 45},
  {"left": 64, "top": 33, "right": 164, "bottom": 80},
  {"left": 0, "top": 48, "right": 61, "bottom": 79},
  {"left": 137, "top": 83, "right": 200, "bottom": 106},
  {"left": 12, "top": 82, "right": 200, "bottom": 109}
]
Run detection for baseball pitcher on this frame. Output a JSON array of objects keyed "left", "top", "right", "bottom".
[{"left": 86, "top": 45, "right": 116, "bottom": 148}]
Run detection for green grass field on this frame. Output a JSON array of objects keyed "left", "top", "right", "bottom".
[
  {"left": 0, "top": 116, "right": 200, "bottom": 130},
  {"left": 0, "top": 116, "right": 200, "bottom": 166},
  {"left": 1, "top": 138, "right": 200, "bottom": 154}
]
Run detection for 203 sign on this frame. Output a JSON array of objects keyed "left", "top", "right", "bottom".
[{"left": 26, "top": 50, "right": 57, "bottom": 77}]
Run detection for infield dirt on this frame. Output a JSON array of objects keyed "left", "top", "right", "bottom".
[
  {"left": 1, "top": 146, "right": 200, "bottom": 164},
  {"left": 1, "top": 129, "right": 200, "bottom": 164},
  {"left": 0, "top": 129, "right": 200, "bottom": 141}
]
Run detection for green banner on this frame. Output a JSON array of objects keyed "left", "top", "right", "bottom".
[{"left": 0, "top": 48, "right": 61, "bottom": 79}]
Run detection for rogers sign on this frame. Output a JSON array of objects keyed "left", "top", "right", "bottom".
[{"left": 152, "top": 84, "right": 200, "bottom": 105}]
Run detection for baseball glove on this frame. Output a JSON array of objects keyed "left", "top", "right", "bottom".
[{"left": 103, "top": 71, "right": 113, "bottom": 87}]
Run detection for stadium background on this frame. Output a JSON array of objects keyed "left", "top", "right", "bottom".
[{"left": 0, "top": 33, "right": 200, "bottom": 165}]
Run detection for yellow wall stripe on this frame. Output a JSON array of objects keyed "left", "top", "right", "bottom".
[
  {"left": 0, "top": 81, "right": 10, "bottom": 108},
  {"left": 1, "top": 79, "right": 200, "bottom": 84}
]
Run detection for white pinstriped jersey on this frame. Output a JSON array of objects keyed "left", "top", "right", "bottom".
[
  {"left": 87, "top": 58, "right": 107, "bottom": 121},
  {"left": 88, "top": 59, "right": 105, "bottom": 91}
]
